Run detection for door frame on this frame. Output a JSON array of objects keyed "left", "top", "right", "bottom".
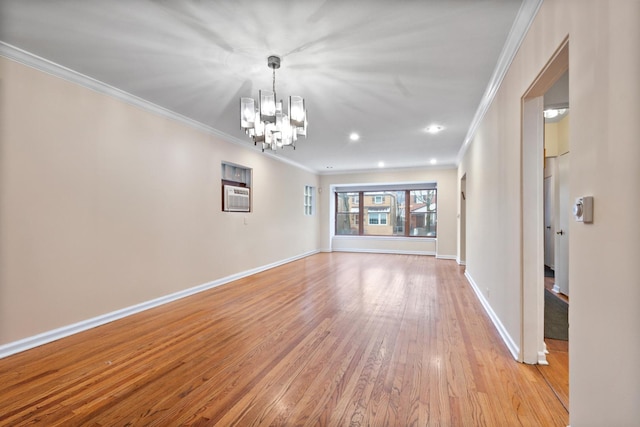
[
  {"left": 521, "top": 39, "right": 568, "bottom": 364},
  {"left": 458, "top": 174, "right": 467, "bottom": 266}
]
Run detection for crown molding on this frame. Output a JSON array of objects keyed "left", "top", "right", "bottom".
[
  {"left": 456, "top": 0, "right": 544, "bottom": 165},
  {"left": 0, "top": 42, "right": 316, "bottom": 175}
]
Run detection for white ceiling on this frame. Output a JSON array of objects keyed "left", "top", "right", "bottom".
[{"left": 0, "top": 0, "right": 534, "bottom": 173}]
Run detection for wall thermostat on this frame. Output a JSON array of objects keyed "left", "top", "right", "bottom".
[{"left": 573, "top": 196, "right": 593, "bottom": 223}]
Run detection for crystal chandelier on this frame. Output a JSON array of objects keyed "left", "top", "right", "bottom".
[{"left": 240, "top": 55, "right": 307, "bottom": 151}]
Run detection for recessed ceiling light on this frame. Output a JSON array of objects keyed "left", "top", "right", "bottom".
[
  {"left": 349, "top": 132, "right": 360, "bottom": 141},
  {"left": 425, "top": 125, "right": 444, "bottom": 134},
  {"left": 430, "top": 158, "right": 437, "bottom": 165},
  {"left": 543, "top": 108, "right": 568, "bottom": 119},
  {"left": 378, "top": 161, "right": 385, "bottom": 168}
]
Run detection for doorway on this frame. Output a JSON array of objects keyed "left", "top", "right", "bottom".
[
  {"left": 459, "top": 174, "right": 467, "bottom": 266},
  {"left": 521, "top": 39, "right": 568, "bottom": 364},
  {"left": 542, "top": 69, "right": 570, "bottom": 339},
  {"left": 521, "top": 39, "right": 569, "bottom": 410}
]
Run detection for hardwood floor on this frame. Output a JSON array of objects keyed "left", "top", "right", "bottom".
[
  {"left": 539, "top": 339, "right": 569, "bottom": 412},
  {"left": 0, "top": 253, "right": 568, "bottom": 426}
]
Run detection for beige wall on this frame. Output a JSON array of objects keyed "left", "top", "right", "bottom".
[
  {"left": 319, "top": 168, "right": 457, "bottom": 258},
  {"left": 0, "top": 57, "right": 320, "bottom": 344},
  {"left": 459, "top": 0, "right": 640, "bottom": 424},
  {"left": 557, "top": 114, "right": 569, "bottom": 155},
  {"left": 544, "top": 113, "right": 569, "bottom": 157}
]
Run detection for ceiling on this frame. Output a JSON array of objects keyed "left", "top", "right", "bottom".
[{"left": 0, "top": 0, "right": 535, "bottom": 174}]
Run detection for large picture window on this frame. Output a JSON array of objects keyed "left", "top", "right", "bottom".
[{"left": 335, "top": 186, "right": 436, "bottom": 237}]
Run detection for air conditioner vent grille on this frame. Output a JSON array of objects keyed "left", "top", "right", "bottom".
[{"left": 224, "top": 185, "right": 250, "bottom": 212}]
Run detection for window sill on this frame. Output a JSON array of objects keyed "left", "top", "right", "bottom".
[{"left": 333, "top": 235, "right": 436, "bottom": 242}]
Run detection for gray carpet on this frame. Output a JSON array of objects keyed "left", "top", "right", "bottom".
[{"left": 544, "top": 289, "right": 568, "bottom": 341}]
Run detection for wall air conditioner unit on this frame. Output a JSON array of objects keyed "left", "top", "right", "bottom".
[{"left": 223, "top": 185, "right": 250, "bottom": 212}]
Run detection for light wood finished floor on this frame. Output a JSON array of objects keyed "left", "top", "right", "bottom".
[{"left": 0, "top": 253, "right": 568, "bottom": 426}]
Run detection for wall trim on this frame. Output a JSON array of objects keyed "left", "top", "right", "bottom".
[
  {"left": 538, "top": 351, "right": 549, "bottom": 365},
  {"left": 331, "top": 248, "right": 435, "bottom": 256},
  {"left": 456, "top": 257, "right": 467, "bottom": 266},
  {"left": 435, "top": 254, "right": 457, "bottom": 260},
  {"left": 0, "top": 42, "right": 315, "bottom": 175},
  {"left": 464, "top": 271, "right": 520, "bottom": 360},
  {"left": 0, "top": 250, "right": 318, "bottom": 359}
]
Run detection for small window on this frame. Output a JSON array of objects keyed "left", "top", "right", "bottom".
[
  {"left": 368, "top": 212, "right": 387, "bottom": 225},
  {"left": 304, "top": 185, "right": 315, "bottom": 216}
]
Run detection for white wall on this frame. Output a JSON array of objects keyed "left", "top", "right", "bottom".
[
  {"left": 0, "top": 56, "right": 320, "bottom": 346},
  {"left": 459, "top": 0, "right": 640, "bottom": 424},
  {"left": 319, "top": 168, "right": 457, "bottom": 258}
]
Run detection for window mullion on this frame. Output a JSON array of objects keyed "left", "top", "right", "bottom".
[
  {"left": 359, "top": 192, "right": 364, "bottom": 235},
  {"left": 405, "top": 190, "right": 410, "bottom": 237}
]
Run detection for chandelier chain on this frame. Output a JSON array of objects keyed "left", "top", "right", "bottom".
[{"left": 272, "top": 67, "right": 276, "bottom": 101}]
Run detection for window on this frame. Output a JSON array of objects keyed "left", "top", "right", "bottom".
[
  {"left": 409, "top": 189, "right": 437, "bottom": 236},
  {"left": 304, "top": 185, "right": 315, "bottom": 216},
  {"left": 335, "top": 186, "right": 436, "bottom": 237},
  {"left": 368, "top": 212, "right": 387, "bottom": 225},
  {"left": 336, "top": 192, "right": 360, "bottom": 235}
]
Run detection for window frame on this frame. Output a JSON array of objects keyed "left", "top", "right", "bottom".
[{"left": 304, "top": 185, "right": 315, "bottom": 216}]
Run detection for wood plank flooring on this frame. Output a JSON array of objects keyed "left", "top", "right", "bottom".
[
  {"left": 539, "top": 339, "right": 569, "bottom": 412},
  {"left": 0, "top": 253, "right": 569, "bottom": 426}
]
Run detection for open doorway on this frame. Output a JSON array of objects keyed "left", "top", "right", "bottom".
[
  {"left": 521, "top": 39, "right": 569, "bottom": 412},
  {"left": 541, "top": 71, "right": 570, "bottom": 411},
  {"left": 459, "top": 174, "right": 467, "bottom": 266}
]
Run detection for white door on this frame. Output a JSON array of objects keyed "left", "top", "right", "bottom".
[
  {"left": 544, "top": 173, "right": 555, "bottom": 268},
  {"left": 555, "top": 152, "right": 570, "bottom": 295}
]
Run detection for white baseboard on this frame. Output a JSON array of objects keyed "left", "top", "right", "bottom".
[
  {"left": 435, "top": 254, "right": 457, "bottom": 260},
  {"left": 538, "top": 351, "right": 549, "bottom": 365},
  {"left": 331, "top": 248, "right": 435, "bottom": 256},
  {"left": 456, "top": 257, "right": 466, "bottom": 266},
  {"left": 0, "top": 250, "right": 318, "bottom": 359},
  {"left": 464, "top": 271, "right": 520, "bottom": 360}
]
